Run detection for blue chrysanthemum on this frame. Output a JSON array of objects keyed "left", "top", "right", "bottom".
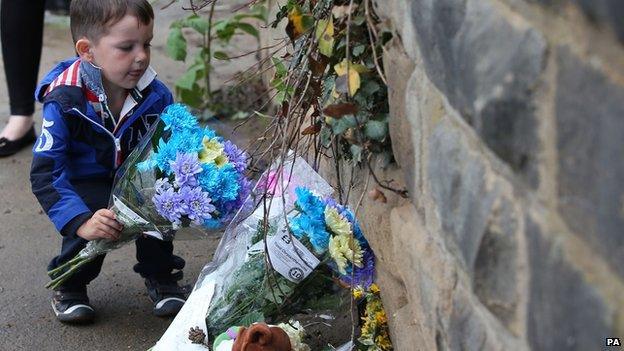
[
  {"left": 153, "top": 139, "right": 179, "bottom": 174},
  {"left": 294, "top": 187, "right": 325, "bottom": 218},
  {"left": 289, "top": 214, "right": 330, "bottom": 253},
  {"left": 160, "top": 103, "right": 199, "bottom": 132},
  {"left": 137, "top": 159, "right": 157, "bottom": 172},
  {"left": 198, "top": 163, "right": 241, "bottom": 204},
  {"left": 166, "top": 129, "right": 205, "bottom": 155}
]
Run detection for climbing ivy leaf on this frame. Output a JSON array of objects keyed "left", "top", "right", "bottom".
[
  {"left": 316, "top": 17, "right": 334, "bottom": 57},
  {"left": 286, "top": 5, "right": 314, "bottom": 40},
  {"left": 365, "top": 119, "right": 388, "bottom": 141},
  {"left": 334, "top": 59, "right": 367, "bottom": 96}
]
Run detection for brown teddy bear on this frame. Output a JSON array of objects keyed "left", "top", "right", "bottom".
[{"left": 232, "top": 323, "right": 292, "bottom": 351}]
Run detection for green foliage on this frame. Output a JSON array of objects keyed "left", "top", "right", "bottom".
[
  {"left": 270, "top": 0, "right": 393, "bottom": 163},
  {"left": 270, "top": 57, "right": 295, "bottom": 104},
  {"left": 166, "top": 4, "right": 267, "bottom": 114}
]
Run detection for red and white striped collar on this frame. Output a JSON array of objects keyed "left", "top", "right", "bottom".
[
  {"left": 44, "top": 59, "right": 157, "bottom": 97},
  {"left": 44, "top": 59, "right": 82, "bottom": 95}
]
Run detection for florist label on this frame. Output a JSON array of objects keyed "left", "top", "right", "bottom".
[
  {"left": 268, "top": 225, "right": 320, "bottom": 283},
  {"left": 112, "top": 195, "right": 148, "bottom": 225}
]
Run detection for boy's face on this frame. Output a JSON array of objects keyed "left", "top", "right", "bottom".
[{"left": 85, "top": 15, "right": 154, "bottom": 92}]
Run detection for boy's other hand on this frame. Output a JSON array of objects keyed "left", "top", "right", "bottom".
[{"left": 76, "top": 209, "right": 123, "bottom": 241}]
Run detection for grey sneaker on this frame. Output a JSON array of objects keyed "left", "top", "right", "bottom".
[
  {"left": 145, "top": 271, "right": 190, "bottom": 317},
  {"left": 51, "top": 287, "right": 95, "bottom": 324}
]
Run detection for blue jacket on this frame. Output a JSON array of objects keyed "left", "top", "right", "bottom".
[{"left": 30, "top": 58, "right": 173, "bottom": 237}]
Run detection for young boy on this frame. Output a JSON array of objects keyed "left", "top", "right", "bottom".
[{"left": 30, "top": 0, "right": 189, "bottom": 324}]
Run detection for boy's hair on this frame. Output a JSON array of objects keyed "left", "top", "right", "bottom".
[{"left": 70, "top": 0, "right": 154, "bottom": 43}]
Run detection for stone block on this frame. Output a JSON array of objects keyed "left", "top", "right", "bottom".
[
  {"left": 389, "top": 203, "right": 458, "bottom": 350},
  {"left": 473, "top": 197, "right": 523, "bottom": 332},
  {"left": 403, "top": 0, "right": 547, "bottom": 186},
  {"left": 447, "top": 286, "right": 529, "bottom": 350},
  {"left": 526, "top": 216, "right": 613, "bottom": 350},
  {"left": 384, "top": 39, "right": 418, "bottom": 196},
  {"left": 574, "top": 0, "right": 624, "bottom": 42},
  {"left": 555, "top": 46, "right": 624, "bottom": 278},
  {"left": 525, "top": 0, "right": 624, "bottom": 42}
]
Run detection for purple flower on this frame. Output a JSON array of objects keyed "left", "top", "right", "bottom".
[
  {"left": 340, "top": 249, "right": 375, "bottom": 288},
  {"left": 153, "top": 187, "right": 184, "bottom": 225},
  {"left": 179, "top": 186, "right": 216, "bottom": 224},
  {"left": 222, "top": 140, "right": 248, "bottom": 173},
  {"left": 169, "top": 152, "right": 202, "bottom": 187}
]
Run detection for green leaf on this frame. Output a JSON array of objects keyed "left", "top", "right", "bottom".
[
  {"left": 212, "top": 20, "right": 228, "bottom": 32},
  {"left": 361, "top": 79, "right": 381, "bottom": 96},
  {"left": 166, "top": 27, "right": 187, "bottom": 61},
  {"left": 213, "top": 51, "right": 230, "bottom": 60},
  {"left": 350, "top": 144, "right": 363, "bottom": 163},
  {"left": 214, "top": 21, "right": 237, "bottom": 42},
  {"left": 230, "top": 111, "right": 250, "bottom": 120},
  {"left": 353, "top": 44, "right": 366, "bottom": 57},
  {"left": 271, "top": 57, "right": 287, "bottom": 77},
  {"left": 237, "top": 311, "right": 265, "bottom": 327},
  {"left": 352, "top": 15, "right": 366, "bottom": 26},
  {"left": 304, "top": 294, "right": 343, "bottom": 310},
  {"left": 275, "top": 90, "right": 288, "bottom": 105},
  {"left": 329, "top": 114, "right": 357, "bottom": 135},
  {"left": 182, "top": 14, "right": 209, "bottom": 34},
  {"left": 175, "top": 64, "right": 204, "bottom": 91},
  {"left": 235, "top": 22, "right": 260, "bottom": 39},
  {"left": 365, "top": 120, "right": 388, "bottom": 141},
  {"left": 176, "top": 86, "right": 204, "bottom": 109}
]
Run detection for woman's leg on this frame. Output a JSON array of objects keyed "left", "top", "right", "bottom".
[{"left": 0, "top": 0, "right": 45, "bottom": 140}]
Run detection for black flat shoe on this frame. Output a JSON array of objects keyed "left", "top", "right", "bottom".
[{"left": 0, "top": 126, "right": 36, "bottom": 157}]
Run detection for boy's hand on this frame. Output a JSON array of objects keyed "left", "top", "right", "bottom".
[{"left": 76, "top": 209, "right": 123, "bottom": 241}]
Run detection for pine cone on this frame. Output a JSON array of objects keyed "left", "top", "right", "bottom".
[{"left": 188, "top": 326, "right": 207, "bottom": 345}]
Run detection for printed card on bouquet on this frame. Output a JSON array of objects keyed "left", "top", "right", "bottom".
[{"left": 267, "top": 223, "right": 320, "bottom": 283}]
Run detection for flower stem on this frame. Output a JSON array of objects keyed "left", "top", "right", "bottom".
[
  {"left": 45, "top": 256, "right": 96, "bottom": 290},
  {"left": 47, "top": 255, "right": 85, "bottom": 278}
]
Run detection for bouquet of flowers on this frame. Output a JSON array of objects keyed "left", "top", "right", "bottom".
[
  {"left": 204, "top": 185, "right": 375, "bottom": 338},
  {"left": 353, "top": 284, "right": 394, "bottom": 351},
  {"left": 46, "top": 104, "right": 251, "bottom": 289}
]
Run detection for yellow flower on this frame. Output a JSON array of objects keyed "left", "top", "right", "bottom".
[
  {"left": 375, "top": 334, "right": 393, "bottom": 350},
  {"left": 374, "top": 311, "right": 387, "bottom": 325},
  {"left": 324, "top": 207, "right": 352, "bottom": 237},
  {"left": 353, "top": 286, "right": 364, "bottom": 299},
  {"left": 361, "top": 319, "right": 373, "bottom": 338},
  {"left": 199, "top": 136, "right": 228, "bottom": 167},
  {"left": 328, "top": 234, "right": 363, "bottom": 275},
  {"left": 370, "top": 283, "right": 381, "bottom": 295}
]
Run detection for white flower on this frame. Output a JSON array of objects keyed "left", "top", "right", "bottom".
[
  {"left": 277, "top": 320, "right": 311, "bottom": 351},
  {"left": 324, "top": 207, "right": 352, "bottom": 237},
  {"left": 328, "top": 234, "right": 364, "bottom": 275}
]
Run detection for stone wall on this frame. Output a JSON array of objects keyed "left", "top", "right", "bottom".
[
  {"left": 262, "top": 1, "right": 624, "bottom": 349},
  {"left": 333, "top": 0, "right": 624, "bottom": 349}
]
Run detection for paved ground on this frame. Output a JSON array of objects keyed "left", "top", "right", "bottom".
[{"left": 0, "top": 2, "right": 258, "bottom": 350}]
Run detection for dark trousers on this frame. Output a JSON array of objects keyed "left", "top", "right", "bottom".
[
  {"left": 1, "top": 0, "right": 46, "bottom": 116},
  {"left": 48, "top": 179, "right": 185, "bottom": 290}
]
